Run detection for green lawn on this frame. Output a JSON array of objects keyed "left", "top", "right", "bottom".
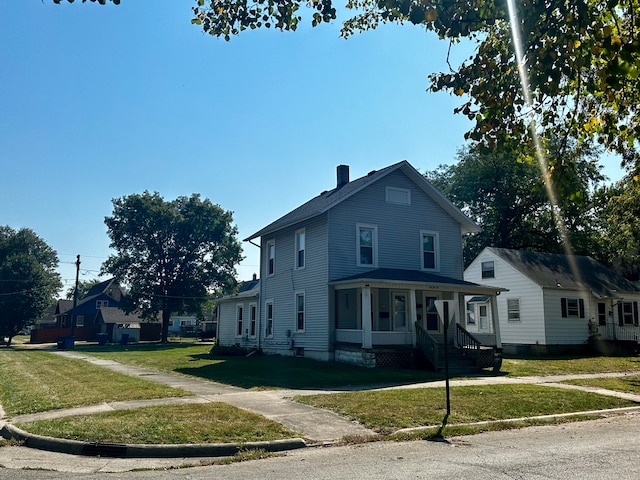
[
  {"left": 295, "top": 384, "right": 636, "bottom": 434},
  {"left": 0, "top": 349, "right": 191, "bottom": 416},
  {"left": 75, "top": 342, "right": 445, "bottom": 389},
  {"left": 501, "top": 355, "right": 640, "bottom": 376},
  {"left": 16, "top": 403, "right": 297, "bottom": 444},
  {"left": 562, "top": 374, "right": 640, "bottom": 393}
]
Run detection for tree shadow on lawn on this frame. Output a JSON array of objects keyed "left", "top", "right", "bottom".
[{"left": 175, "top": 355, "right": 449, "bottom": 391}]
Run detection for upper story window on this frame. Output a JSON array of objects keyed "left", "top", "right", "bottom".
[
  {"left": 295, "top": 229, "right": 305, "bottom": 269},
  {"left": 266, "top": 240, "right": 275, "bottom": 276},
  {"left": 561, "top": 297, "right": 584, "bottom": 318},
  {"left": 481, "top": 261, "right": 495, "bottom": 279},
  {"left": 386, "top": 186, "right": 411, "bottom": 205},
  {"left": 357, "top": 224, "right": 377, "bottom": 267},
  {"left": 96, "top": 300, "right": 109, "bottom": 309},
  {"left": 420, "top": 230, "right": 439, "bottom": 271}
]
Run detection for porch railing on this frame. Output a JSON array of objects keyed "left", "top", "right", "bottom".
[
  {"left": 456, "top": 324, "right": 498, "bottom": 369},
  {"left": 597, "top": 323, "right": 640, "bottom": 343},
  {"left": 415, "top": 322, "right": 439, "bottom": 368}
]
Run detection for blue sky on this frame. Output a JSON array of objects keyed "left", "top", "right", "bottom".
[{"left": 1, "top": 1, "right": 625, "bottom": 294}]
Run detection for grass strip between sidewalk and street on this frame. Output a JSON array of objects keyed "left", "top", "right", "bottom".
[
  {"left": 0, "top": 349, "right": 192, "bottom": 416},
  {"left": 294, "top": 384, "right": 637, "bottom": 434},
  {"left": 15, "top": 403, "right": 298, "bottom": 444}
]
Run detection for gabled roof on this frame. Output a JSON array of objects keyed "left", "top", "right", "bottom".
[
  {"left": 216, "top": 278, "right": 260, "bottom": 303},
  {"left": 329, "top": 268, "right": 506, "bottom": 294},
  {"left": 55, "top": 299, "right": 73, "bottom": 315},
  {"left": 244, "top": 160, "right": 479, "bottom": 241},
  {"left": 84, "top": 278, "right": 118, "bottom": 298},
  {"left": 487, "top": 247, "right": 640, "bottom": 297}
]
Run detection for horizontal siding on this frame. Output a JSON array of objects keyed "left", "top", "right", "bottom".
[
  {"left": 216, "top": 298, "right": 259, "bottom": 348},
  {"left": 260, "top": 214, "right": 330, "bottom": 352},
  {"left": 465, "top": 251, "right": 545, "bottom": 345},
  {"left": 543, "top": 290, "right": 591, "bottom": 344},
  {"left": 328, "top": 169, "right": 464, "bottom": 281}
]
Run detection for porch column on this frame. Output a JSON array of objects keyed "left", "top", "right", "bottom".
[
  {"left": 362, "top": 286, "right": 372, "bottom": 349},
  {"left": 491, "top": 295, "right": 502, "bottom": 347},
  {"left": 409, "top": 289, "right": 417, "bottom": 347}
]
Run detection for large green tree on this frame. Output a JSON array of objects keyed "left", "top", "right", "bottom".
[
  {"left": 427, "top": 141, "right": 605, "bottom": 266},
  {"left": 102, "top": 192, "right": 243, "bottom": 343},
  {"left": 57, "top": 0, "right": 640, "bottom": 172},
  {"left": 594, "top": 176, "right": 640, "bottom": 280},
  {"left": 0, "top": 227, "right": 62, "bottom": 347}
]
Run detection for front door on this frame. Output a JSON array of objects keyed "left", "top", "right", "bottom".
[
  {"left": 392, "top": 292, "right": 408, "bottom": 331},
  {"left": 478, "top": 304, "right": 489, "bottom": 332},
  {"left": 424, "top": 295, "right": 439, "bottom": 332}
]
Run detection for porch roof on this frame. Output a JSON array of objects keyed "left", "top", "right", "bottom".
[{"left": 330, "top": 268, "right": 507, "bottom": 294}]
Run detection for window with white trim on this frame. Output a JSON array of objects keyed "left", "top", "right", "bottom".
[
  {"left": 420, "top": 230, "right": 439, "bottom": 270},
  {"left": 507, "top": 298, "right": 521, "bottom": 322},
  {"left": 481, "top": 261, "right": 495, "bottom": 279},
  {"left": 561, "top": 297, "right": 585, "bottom": 318},
  {"left": 96, "top": 300, "right": 109, "bottom": 309},
  {"left": 76, "top": 315, "right": 84, "bottom": 327},
  {"left": 618, "top": 301, "right": 639, "bottom": 326},
  {"left": 295, "top": 292, "right": 305, "bottom": 332},
  {"left": 265, "top": 300, "right": 274, "bottom": 337},
  {"left": 236, "top": 305, "right": 244, "bottom": 337},
  {"left": 386, "top": 186, "right": 411, "bottom": 205},
  {"left": 295, "top": 229, "right": 305, "bottom": 269},
  {"left": 266, "top": 240, "right": 275, "bottom": 276},
  {"left": 357, "top": 224, "right": 377, "bottom": 267},
  {"left": 249, "top": 303, "right": 257, "bottom": 337}
]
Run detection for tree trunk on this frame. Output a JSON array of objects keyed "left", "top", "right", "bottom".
[{"left": 161, "top": 307, "right": 171, "bottom": 343}]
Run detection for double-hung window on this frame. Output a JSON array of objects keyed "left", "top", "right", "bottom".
[
  {"left": 507, "top": 298, "right": 521, "bottom": 322},
  {"left": 618, "top": 301, "right": 639, "bottom": 326},
  {"left": 265, "top": 300, "right": 274, "bottom": 337},
  {"left": 249, "top": 303, "right": 257, "bottom": 337},
  {"left": 357, "top": 224, "right": 377, "bottom": 267},
  {"left": 236, "top": 305, "right": 244, "bottom": 337},
  {"left": 295, "top": 292, "right": 305, "bottom": 332},
  {"left": 420, "top": 230, "right": 439, "bottom": 271},
  {"left": 295, "top": 229, "right": 305, "bottom": 269},
  {"left": 561, "top": 298, "right": 585, "bottom": 318},
  {"left": 266, "top": 240, "right": 275, "bottom": 276},
  {"left": 481, "top": 261, "right": 495, "bottom": 279}
]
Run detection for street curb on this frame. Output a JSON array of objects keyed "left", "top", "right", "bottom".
[{"left": 0, "top": 423, "right": 307, "bottom": 458}]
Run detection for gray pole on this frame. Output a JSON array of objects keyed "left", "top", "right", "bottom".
[
  {"left": 443, "top": 301, "right": 451, "bottom": 416},
  {"left": 69, "top": 255, "right": 80, "bottom": 341}
]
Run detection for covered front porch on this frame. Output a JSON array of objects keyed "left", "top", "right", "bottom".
[{"left": 330, "top": 269, "right": 505, "bottom": 370}]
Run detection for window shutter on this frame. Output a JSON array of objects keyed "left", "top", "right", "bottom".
[
  {"left": 579, "top": 299, "right": 585, "bottom": 318},
  {"left": 561, "top": 298, "right": 567, "bottom": 318},
  {"left": 634, "top": 302, "right": 639, "bottom": 327},
  {"left": 618, "top": 303, "right": 624, "bottom": 327}
]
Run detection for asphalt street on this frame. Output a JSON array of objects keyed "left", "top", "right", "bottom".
[{"left": 1, "top": 411, "right": 639, "bottom": 479}]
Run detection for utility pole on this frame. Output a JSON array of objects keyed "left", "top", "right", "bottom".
[{"left": 69, "top": 254, "right": 80, "bottom": 345}]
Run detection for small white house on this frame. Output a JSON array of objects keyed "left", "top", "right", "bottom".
[
  {"left": 168, "top": 316, "right": 198, "bottom": 336},
  {"left": 465, "top": 247, "right": 640, "bottom": 354}
]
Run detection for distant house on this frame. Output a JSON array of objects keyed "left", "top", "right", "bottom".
[
  {"left": 464, "top": 247, "right": 640, "bottom": 354},
  {"left": 217, "top": 161, "right": 503, "bottom": 370},
  {"left": 96, "top": 307, "right": 143, "bottom": 343},
  {"left": 31, "top": 278, "right": 160, "bottom": 343},
  {"left": 168, "top": 315, "right": 198, "bottom": 337}
]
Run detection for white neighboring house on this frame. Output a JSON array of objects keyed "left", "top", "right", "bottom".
[
  {"left": 465, "top": 247, "right": 640, "bottom": 354},
  {"left": 216, "top": 276, "right": 260, "bottom": 347}
]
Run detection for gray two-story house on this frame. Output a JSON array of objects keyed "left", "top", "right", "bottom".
[{"left": 217, "top": 161, "right": 503, "bottom": 369}]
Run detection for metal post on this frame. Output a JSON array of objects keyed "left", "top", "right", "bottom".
[
  {"left": 443, "top": 301, "right": 450, "bottom": 415},
  {"left": 69, "top": 255, "right": 80, "bottom": 341}
]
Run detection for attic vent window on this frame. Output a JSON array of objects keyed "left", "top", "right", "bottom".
[{"left": 386, "top": 187, "right": 411, "bottom": 205}]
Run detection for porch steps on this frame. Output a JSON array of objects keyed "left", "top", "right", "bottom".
[{"left": 425, "top": 347, "right": 482, "bottom": 374}]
